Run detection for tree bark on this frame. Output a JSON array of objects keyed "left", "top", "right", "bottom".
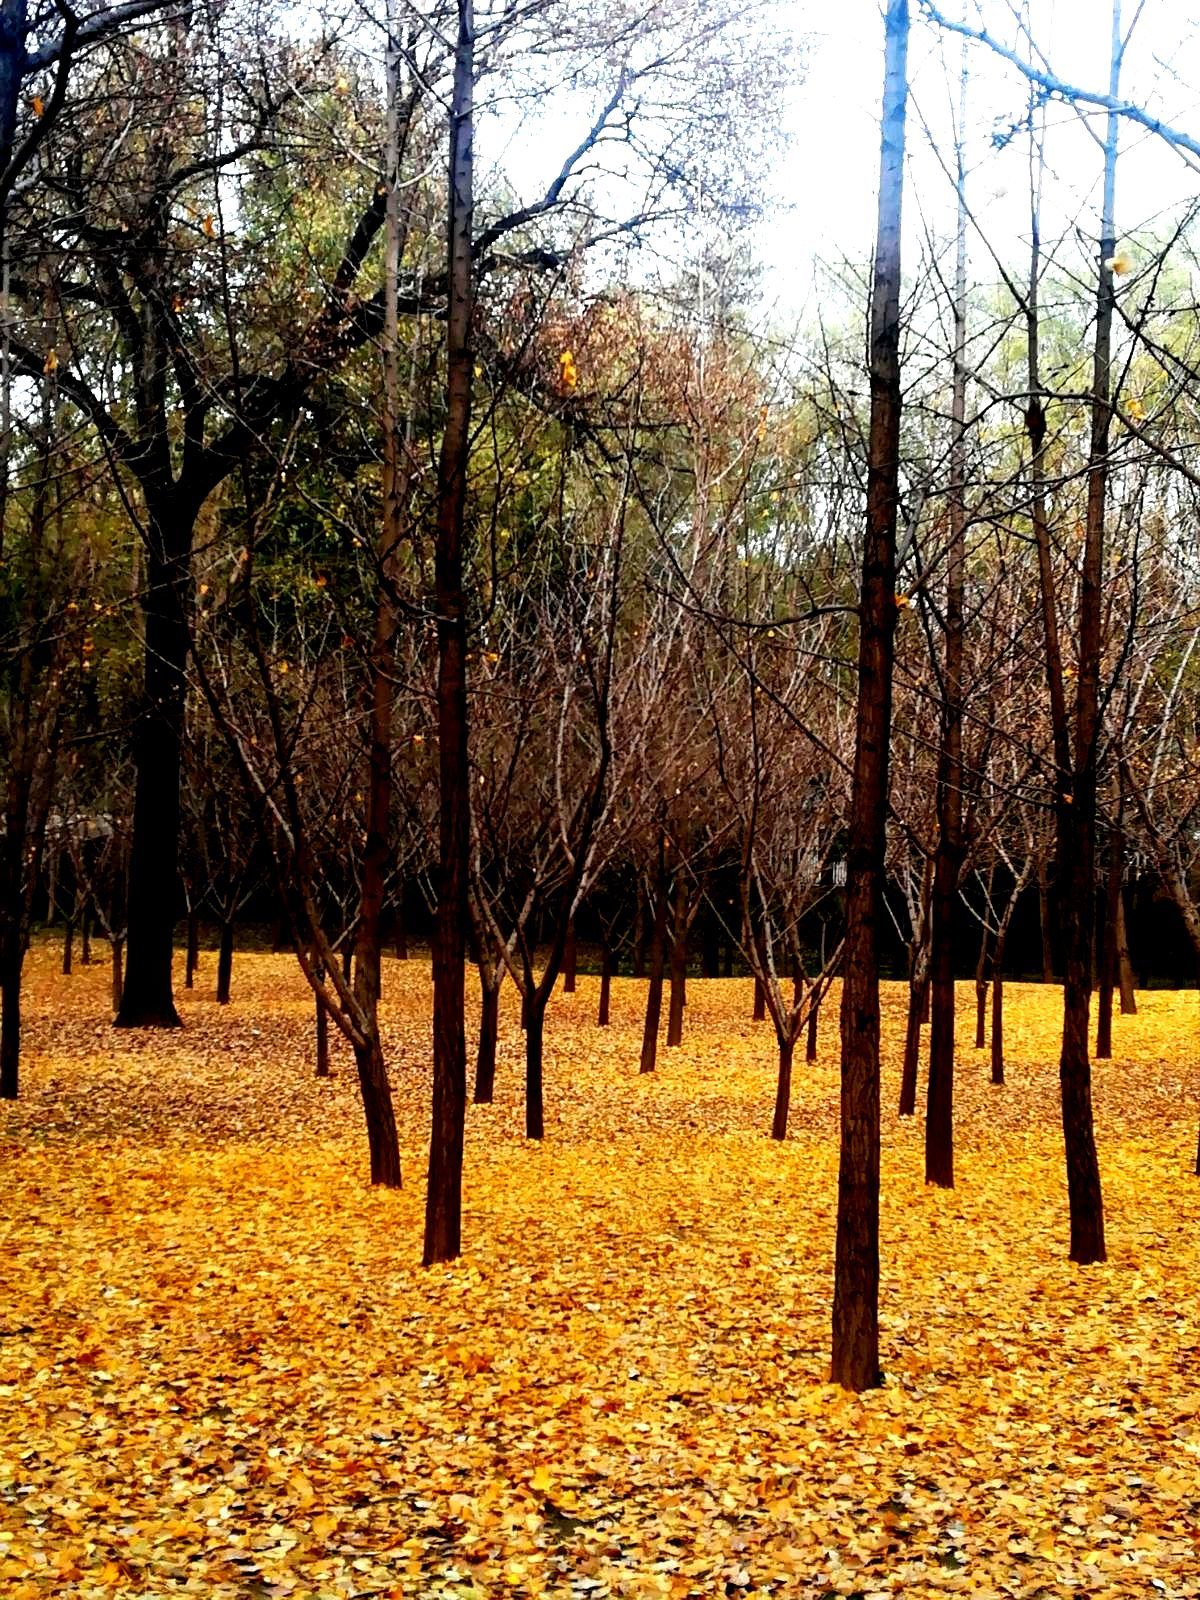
[
  {"left": 666, "top": 874, "right": 688, "bottom": 1047},
  {"left": 352, "top": 1034, "right": 402, "bottom": 1186},
  {"left": 832, "top": 0, "right": 907, "bottom": 1396},
  {"left": 639, "top": 871, "right": 669, "bottom": 1074},
  {"left": 806, "top": 992, "right": 819, "bottom": 1062},
  {"left": 1038, "top": 858, "right": 1055, "bottom": 982},
  {"left": 110, "top": 937, "right": 124, "bottom": 1017},
  {"left": 899, "top": 970, "right": 927, "bottom": 1117},
  {"left": 216, "top": 918, "right": 234, "bottom": 1005},
  {"left": 771, "top": 1033, "right": 794, "bottom": 1141},
  {"left": 598, "top": 941, "right": 613, "bottom": 1027},
  {"left": 315, "top": 987, "right": 330, "bottom": 1079},
  {"left": 474, "top": 971, "right": 499, "bottom": 1104},
  {"left": 1116, "top": 890, "right": 1136, "bottom": 1013},
  {"left": 114, "top": 510, "right": 190, "bottom": 1029},
  {"left": 752, "top": 973, "right": 766, "bottom": 1022},
  {"left": 562, "top": 918, "right": 577, "bottom": 993},
  {"left": 61, "top": 916, "right": 73, "bottom": 975},
  {"left": 525, "top": 996, "right": 545, "bottom": 1139},
  {"left": 991, "top": 964, "right": 1005, "bottom": 1085},
  {"left": 424, "top": 0, "right": 474, "bottom": 1264}
]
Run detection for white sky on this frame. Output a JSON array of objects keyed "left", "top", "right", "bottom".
[{"left": 763, "top": 0, "right": 1200, "bottom": 323}]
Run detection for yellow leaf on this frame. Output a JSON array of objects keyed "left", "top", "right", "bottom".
[
  {"left": 530, "top": 1464, "right": 554, "bottom": 1493},
  {"left": 312, "top": 1511, "right": 339, "bottom": 1540}
]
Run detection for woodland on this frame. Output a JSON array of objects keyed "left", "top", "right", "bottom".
[{"left": 2, "top": 0, "right": 1200, "bottom": 1594}]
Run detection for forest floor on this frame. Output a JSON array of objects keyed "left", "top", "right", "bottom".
[{"left": 2, "top": 947, "right": 1200, "bottom": 1600}]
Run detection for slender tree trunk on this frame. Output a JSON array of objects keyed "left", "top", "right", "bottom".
[
  {"left": 666, "top": 875, "right": 687, "bottom": 1047},
  {"left": 806, "top": 990, "right": 819, "bottom": 1062},
  {"left": 525, "top": 996, "right": 545, "bottom": 1139},
  {"left": 771, "top": 1032, "right": 795, "bottom": 1141},
  {"left": 562, "top": 919, "right": 577, "bottom": 994},
  {"left": 216, "top": 919, "right": 234, "bottom": 1005},
  {"left": 598, "top": 941, "right": 613, "bottom": 1027},
  {"left": 899, "top": 969, "right": 927, "bottom": 1117},
  {"left": 115, "top": 511, "right": 191, "bottom": 1029},
  {"left": 0, "top": 956, "right": 19, "bottom": 1099},
  {"left": 926, "top": 56, "right": 969, "bottom": 1191},
  {"left": 639, "top": 872, "right": 669, "bottom": 1074},
  {"left": 185, "top": 907, "right": 199, "bottom": 989},
  {"left": 1096, "top": 837, "right": 1120, "bottom": 1059},
  {"left": 990, "top": 964, "right": 1005, "bottom": 1085},
  {"left": 425, "top": 0, "right": 474, "bottom": 1264},
  {"left": 1038, "top": 858, "right": 1055, "bottom": 982},
  {"left": 61, "top": 916, "right": 73, "bottom": 975},
  {"left": 753, "top": 974, "right": 766, "bottom": 1021},
  {"left": 1116, "top": 890, "right": 1136, "bottom": 1013},
  {"left": 353, "top": 1033, "right": 402, "bottom": 1185},
  {"left": 474, "top": 971, "right": 499, "bottom": 1104},
  {"left": 80, "top": 905, "right": 91, "bottom": 966},
  {"left": 832, "top": 0, "right": 907, "bottom": 1396},
  {"left": 315, "top": 983, "right": 330, "bottom": 1079},
  {"left": 110, "top": 937, "right": 124, "bottom": 1016},
  {"left": 973, "top": 909, "right": 990, "bottom": 1048}
]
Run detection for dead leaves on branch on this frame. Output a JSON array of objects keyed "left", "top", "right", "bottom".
[{"left": 2, "top": 949, "right": 1200, "bottom": 1597}]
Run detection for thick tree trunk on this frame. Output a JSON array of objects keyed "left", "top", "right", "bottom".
[
  {"left": 525, "top": 998, "right": 545, "bottom": 1139},
  {"left": 185, "top": 907, "right": 199, "bottom": 989},
  {"left": 474, "top": 972, "right": 499, "bottom": 1104},
  {"left": 424, "top": 0, "right": 474, "bottom": 1265},
  {"left": 831, "top": 0, "right": 907, "bottom": 1396},
  {"left": 115, "top": 517, "right": 190, "bottom": 1029},
  {"left": 562, "top": 919, "right": 577, "bottom": 994},
  {"left": 666, "top": 876, "right": 687, "bottom": 1047},
  {"left": 352, "top": 1033, "right": 402, "bottom": 1186},
  {"left": 216, "top": 919, "right": 234, "bottom": 1005},
  {"left": 639, "top": 875, "right": 669, "bottom": 1074},
  {"left": 598, "top": 942, "right": 613, "bottom": 1027},
  {"left": 771, "top": 1033, "right": 794, "bottom": 1141},
  {"left": 0, "top": 957, "right": 19, "bottom": 1100}
]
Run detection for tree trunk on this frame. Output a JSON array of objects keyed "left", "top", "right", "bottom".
[
  {"left": 1116, "top": 890, "right": 1136, "bottom": 1014},
  {"left": 0, "top": 957, "right": 19, "bottom": 1099},
  {"left": 115, "top": 515, "right": 189, "bottom": 1029},
  {"left": 753, "top": 974, "right": 766, "bottom": 1022},
  {"left": 831, "top": 0, "right": 907, "bottom": 1396},
  {"left": 1038, "top": 858, "right": 1055, "bottom": 982},
  {"left": 474, "top": 972, "right": 499, "bottom": 1104},
  {"left": 110, "top": 937, "right": 124, "bottom": 1016},
  {"left": 315, "top": 987, "right": 330, "bottom": 1079},
  {"left": 216, "top": 919, "right": 234, "bottom": 1005},
  {"left": 525, "top": 997, "right": 545, "bottom": 1139},
  {"left": 990, "top": 966, "right": 1005, "bottom": 1085},
  {"left": 974, "top": 976, "right": 987, "bottom": 1049},
  {"left": 899, "top": 971, "right": 926, "bottom": 1117},
  {"left": 61, "top": 916, "right": 73, "bottom": 975},
  {"left": 185, "top": 907, "right": 199, "bottom": 989},
  {"left": 352, "top": 1032, "right": 402, "bottom": 1186},
  {"left": 425, "top": 0, "right": 474, "bottom": 1265},
  {"left": 598, "top": 941, "right": 613, "bottom": 1027},
  {"left": 666, "top": 875, "right": 687, "bottom": 1047},
  {"left": 926, "top": 59, "right": 969, "bottom": 1192},
  {"left": 806, "top": 992, "right": 819, "bottom": 1062},
  {"left": 1096, "top": 827, "right": 1122, "bottom": 1058},
  {"left": 80, "top": 905, "right": 92, "bottom": 966},
  {"left": 771, "top": 1032, "right": 794, "bottom": 1141},
  {"left": 563, "top": 919, "right": 577, "bottom": 993},
  {"left": 639, "top": 875, "right": 669, "bottom": 1074}
]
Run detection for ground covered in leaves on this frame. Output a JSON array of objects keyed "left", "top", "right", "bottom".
[{"left": 3, "top": 946, "right": 1200, "bottom": 1599}]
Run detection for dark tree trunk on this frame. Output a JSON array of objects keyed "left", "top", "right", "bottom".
[
  {"left": 771, "top": 1033, "right": 794, "bottom": 1141},
  {"left": 666, "top": 876, "right": 687, "bottom": 1047},
  {"left": 1096, "top": 829, "right": 1122, "bottom": 1059},
  {"left": 80, "top": 906, "right": 92, "bottom": 966},
  {"left": 598, "top": 942, "right": 613, "bottom": 1027},
  {"left": 61, "top": 917, "right": 73, "bottom": 975},
  {"left": 1038, "top": 859, "right": 1055, "bottom": 982},
  {"left": 563, "top": 919, "right": 577, "bottom": 993},
  {"left": 974, "top": 976, "right": 988, "bottom": 1049},
  {"left": 0, "top": 957, "right": 19, "bottom": 1100},
  {"left": 185, "top": 907, "right": 199, "bottom": 989},
  {"left": 1116, "top": 891, "right": 1136, "bottom": 1014},
  {"left": 831, "top": 0, "right": 907, "bottom": 1396},
  {"left": 424, "top": 0, "right": 474, "bottom": 1265},
  {"left": 990, "top": 967, "right": 1005, "bottom": 1085},
  {"left": 115, "top": 515, "right": 189, "bottom": 1029},
  {"left": 352, "top": 1034, "right": 402, "bottom": 1186},
  {"left": 216, "top": 919, "right": 234, "bottom": 1005},
  {"left": 753, "top": 974, "right": 766, "bottom": 1022},
  {"left": 315, "top": 988, "right": 330, "bottom": 1079},
  {"left": 111, "top": 938, "right": 124, "bottom": 1016},
  {"left": 899, "top": 971, "right": 927, "bottom": 1117},
  {"left": 639, "top": 874, "right": 669, "bottom": 1074},
  {"left": 525, "top": 997, "right": 545, "bottom": 1139},
  {"left": 806, "top": 992, "right": 819, "bottom": 1062},
  {"left": 474, "top": 972, "right": 499, "bottom": 1104}
]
